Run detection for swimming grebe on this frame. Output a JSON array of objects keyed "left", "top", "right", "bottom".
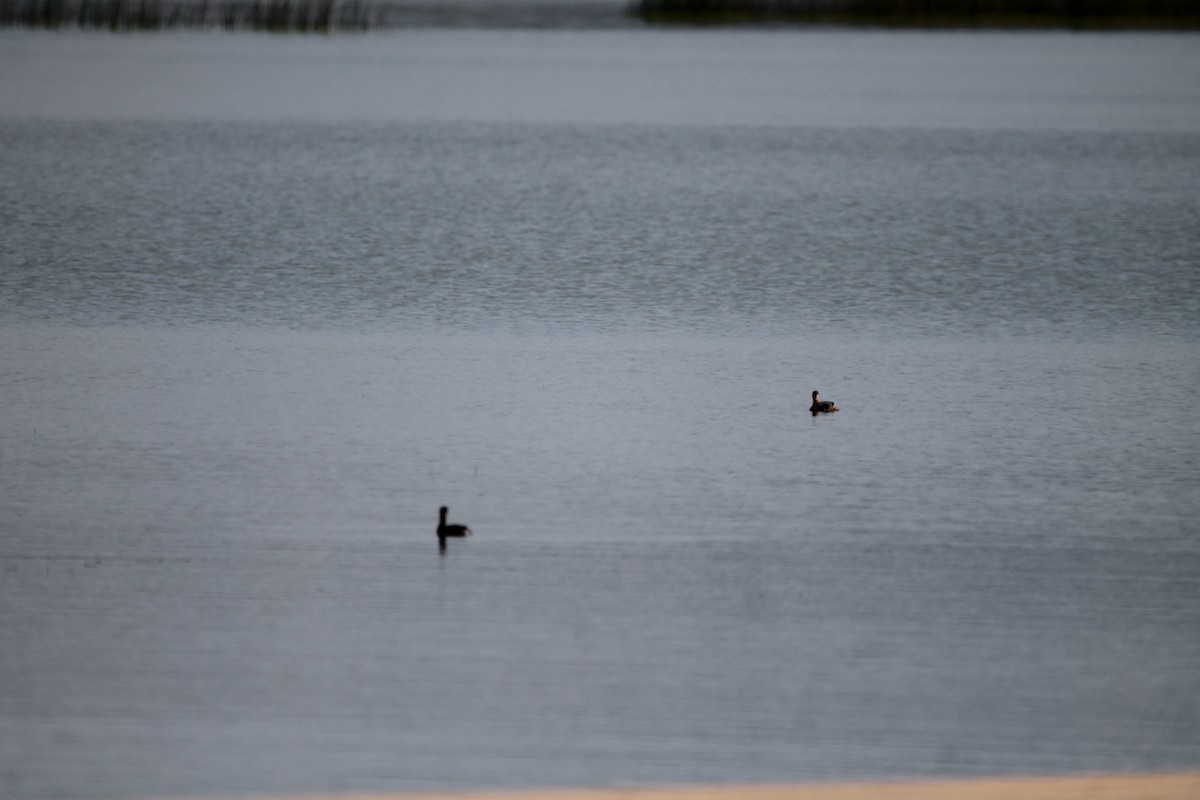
[
  {"left": 810, "top": 390, "right": 838, "bottom": 414},
  {"left": 437, "top": 506, "right": 472, "bottom": 540}
]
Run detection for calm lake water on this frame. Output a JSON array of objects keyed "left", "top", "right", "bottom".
[{"left": 1, "top": 26, "right": 1199, "bottom": 800}]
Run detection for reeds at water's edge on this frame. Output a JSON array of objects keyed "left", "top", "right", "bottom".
[
  {"left": 629, "top": 0, "right": 1199, "bottom": 27},
  {"left": 0, "top": 0, "right": 379, "bottom": 29},
  {"left": 2, "top": 0, "right": 1197, "bottom": 29}
]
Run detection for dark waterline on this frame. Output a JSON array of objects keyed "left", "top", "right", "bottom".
[
  {"left": 1, "top": 0, "right": 634, "bottom": 30},
  {"left": 632, "top": 0, "right": 1200, "bottom": 29},
  {"left": 4, "top": 0, "right": 1199, "bottom": 30}
]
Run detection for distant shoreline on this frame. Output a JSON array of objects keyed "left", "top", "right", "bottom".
[
  {"left": 0, "top": 0, "right": 380, "bottom": 31},
  {"left": 631, "top": 0, "right": 1200, "bottom": 29},
  {"left": 3, "top": 0, "right": 1199, "bottom": 30}
]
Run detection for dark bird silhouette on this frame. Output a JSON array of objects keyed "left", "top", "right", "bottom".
[
  {"left": 437, "top": 506, "right": 472, "bottom": 547},
  {"left": 810, "top": 390, "right": 838, "bottom": 414}
]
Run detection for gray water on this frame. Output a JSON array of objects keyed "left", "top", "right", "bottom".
[{"left": 1, "top": 28, "right": 1199, "bottom": 800}]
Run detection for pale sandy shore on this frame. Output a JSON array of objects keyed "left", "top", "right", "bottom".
[{"left": 169, "top": 772, "right": 1200, "bottom": 800}]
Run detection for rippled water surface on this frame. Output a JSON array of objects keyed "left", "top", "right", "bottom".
[{"left": 1, "top": 28, "right": 1199, "bottom": 799}]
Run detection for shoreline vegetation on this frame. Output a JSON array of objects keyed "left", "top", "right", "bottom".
[
  {"left": 0, "top": 0, "right": 381, "bottom": 29},
  {"left": 1, "top": 0, "right": 1197, "bottom": 30},
  {"left": 630, "top": 0, "right": 1200, "bottom": 27}
]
